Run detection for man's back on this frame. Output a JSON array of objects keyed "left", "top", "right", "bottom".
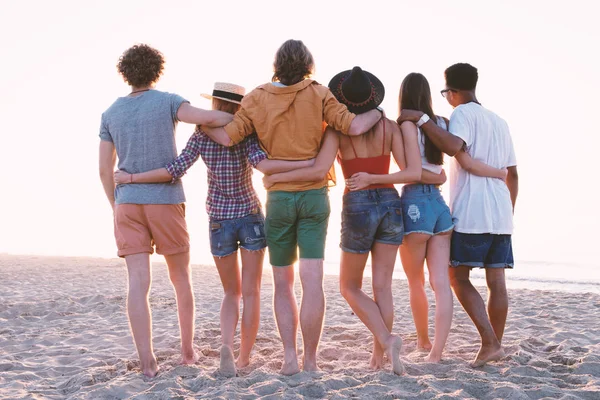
[
  {"left": 100, "top": 89, "right": 187, "bottom": 204},
  {"left": 448, "top": 102, "right": 516, "bottom": 234}
]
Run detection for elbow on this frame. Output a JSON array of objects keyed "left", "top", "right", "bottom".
[
  {"left": 409, "top": 169, "right": 422, "bottom": 182},
  {"left": 99, "top": 168, "right": 113, "bottom": 180},
  {"left": 447, "top": 143, "right": 463, "bottom": 157}
]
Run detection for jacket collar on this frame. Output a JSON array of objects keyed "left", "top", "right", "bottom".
[{"left": 260, "top": 79, "right": 315, "bottom": 94}]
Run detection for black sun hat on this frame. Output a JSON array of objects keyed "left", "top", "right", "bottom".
[{"left": 328, "top": 66, "right": 385, "bottom": 114}]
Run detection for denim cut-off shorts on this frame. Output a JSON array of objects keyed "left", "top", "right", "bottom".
[
  {"left": 209, "top": 210, "right": 267, "bottom": 257},
  {"left": 401, "top": 184, "right": 454, "bottom": 236},
  {"left": 450, "top": 232, "right": 514, "bottom": 269},
  {"left": 340, "top": 188, "right": 404, "bottom": 254}
]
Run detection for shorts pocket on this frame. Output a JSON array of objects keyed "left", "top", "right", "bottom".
[
  {"left": 342, "top": 209, "right": 371, "bottom": 240},
  {"left": 402, "top": 199, "right": 428, "bottom": 226},
  {"left": 386, "top": 207, "right": 404, "bottom": 232}
]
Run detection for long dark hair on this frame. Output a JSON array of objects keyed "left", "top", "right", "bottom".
[{"left": 399, "top": 73, "right": 443, "bottom": 165}]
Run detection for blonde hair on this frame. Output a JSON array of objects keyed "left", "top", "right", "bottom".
[{"left": 272, "top": 39, "right": 314, "bottom": 86}]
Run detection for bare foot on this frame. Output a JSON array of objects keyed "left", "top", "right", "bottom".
[
  {"left": 181, "top": 349, "right": 199, "bottom": 365},
  {"left": 141, "top": 357, "right": 159, "bottom": 378},
  {"left": 302, "top": 358, "right": 320, "bottom": 372},
  {"left": 424, "top": 351, "right": 442, "bottom": 363},
  {"left": 471, "top": 344, "right": 505, "bottom": 368},
  {"left": 220, "top": 345, "right": 237, "bottom": 378},
  {"left": 417, "top": 338, "right": 432, "bottom": 352},
  {"left": 280, "top": 354, "right": 300, "bottom": 376},
  {"left": 369, "top": 353, "right": 384, "bottom": 370},
  {"left": 370, "top": 340, "right": 384, "bottom": 370},
  {"left": 384, "top": 336, "right": 404, "bottom": 375},
  {"left": 235, "top": 356, "right": 250, "bottom": 369}
]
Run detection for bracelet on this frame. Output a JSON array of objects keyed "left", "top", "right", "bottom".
[{"left": 416, "top": 113, "right": 430, "bottom": 128}]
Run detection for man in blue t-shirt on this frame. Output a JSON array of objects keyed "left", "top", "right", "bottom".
[{"left": 98, "top": 44, "right": 232, "bottom": 378}]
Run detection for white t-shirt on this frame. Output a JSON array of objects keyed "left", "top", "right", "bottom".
[
  {"left": 417, "top": 117, "right": 447, "bottom": 174},
  {"left": 448, "top": 102, "right": 517, "bottom": 234}
]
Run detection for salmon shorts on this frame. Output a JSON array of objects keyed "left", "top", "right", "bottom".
[{"left": 114, "top": 204, "right": 190, "bottom": 257}]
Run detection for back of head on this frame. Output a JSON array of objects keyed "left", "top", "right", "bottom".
[
  {"left": 444, "top": 63, "right": 478, "bottom": 91},
  {"left": 399, "top": 73, "right": 443, "bottom": 165},
  {"left": 117, "top": 44, "right": 165, "bottom": 87},
  {"left": 272, "top": 39, "right": 314, "bottom": 86},
  {"left": 212, "top": 98, "right": 241, "bottom": 114}
]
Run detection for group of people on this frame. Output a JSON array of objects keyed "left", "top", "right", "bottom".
[{"left": 99, "top": 39, "right": 518, "bottom": 379}]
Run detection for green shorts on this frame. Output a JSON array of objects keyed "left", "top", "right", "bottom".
[{"left": 265, "top": 187, "right": 331, "bottom": 267}]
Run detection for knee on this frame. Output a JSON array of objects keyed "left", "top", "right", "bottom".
[
  {"left": 449, "top": 274, "right": 468, "bottom": 290},
  {"left": 487, "top": 279, "right": 507, "bottom": 296},
  {"left": 223, "top": 285, "right": 242, "bottom": 298},
  {"left": 372, "top": 281, "right": 391, "bottom": 299},
  {"left": 242, "top": 284, "right": 260, "bottom": 299},
  {"left": 339, "top": 282, "right": 358, "bottom": 301}
]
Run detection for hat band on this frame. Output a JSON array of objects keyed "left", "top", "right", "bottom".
[
  {"left": 212, "top": 89, "right": 243, "bottom": 102},
  {"left": 337, "top": 76, "right": 375, "bottom": 107}
]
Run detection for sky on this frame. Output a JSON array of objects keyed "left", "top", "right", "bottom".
[{"left": 0, "top": 0, "right": 598, "bottom": 269}]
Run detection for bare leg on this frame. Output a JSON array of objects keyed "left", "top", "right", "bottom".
[
  {"left": 449, "top": 266, "right": 504, "bottom": 367},
  {"left": 369, "top": 242, "right": 398, "bottom": 370},
  {"left": 125, "top": 253, "right": 159, "bottom": 378},
  {"left": 340, "top": 251, "right": 404, "bottom": 375},
  {"left": 424, "top": 233, "right": 453, "bottom": 362},
  {"left": 236, "top": 248, "right": 265, "bottom": 368},
  {"left": 272, "top": 265, "right": 300, "bottom": 375},
  {"left": 214, "top": 253, "right": 241, "bottom": 377},
  {"left": 486, "top": 268, "right": 508, "bottom": 343},
  {"left": 299, "top": 258, "right": 325, "bottom": 372},
  {"left": 399, "top": 233, "right": 431, "bottom": 351},
  {"left": 165, "top": 251, "right": 196, "bottom": 365}
]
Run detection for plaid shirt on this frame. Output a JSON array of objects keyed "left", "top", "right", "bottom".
[{"left": 166, "top": 128, "right": 267, "bottom": 221}]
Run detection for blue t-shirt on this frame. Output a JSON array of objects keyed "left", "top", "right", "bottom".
[{"left": 99, "top": 90, "right": 188, "bottom": 204}]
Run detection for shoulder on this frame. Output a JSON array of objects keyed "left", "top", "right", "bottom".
[
  {"left": 399, "top": 120, "right": 417, "bottom": 131},
  {"left": 310, "top": 81, "right": 332, "bottom": 97}
]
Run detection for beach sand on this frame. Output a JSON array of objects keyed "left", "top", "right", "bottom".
[{"left": 1, "top": 254, "right": 599, "bottom": 399}]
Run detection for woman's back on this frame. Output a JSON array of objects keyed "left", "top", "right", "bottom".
[{"left": 338, "top": 118, "right": 397, "bottom": 192}]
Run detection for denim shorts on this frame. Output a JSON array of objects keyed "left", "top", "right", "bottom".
[
  {"left": 401, "top": 184, "right": 454, "bottom": 236},
  {"left": 340, "top": 188, "right": 404, "bottom": 254},
  {"left": 450, "top": 232, "right": 514, "bottom": 269},
  {"left": 209, "top": 211, "right": 267, "bottom": 257}
]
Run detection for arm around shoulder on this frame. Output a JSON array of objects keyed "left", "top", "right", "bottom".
[{"left": 177, "top": 103, "right": 233, "bottom": 127}]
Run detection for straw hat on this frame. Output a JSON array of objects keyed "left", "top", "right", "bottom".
[
  {"left": 328, "top": 67, "right": 384, "bottom": 114},
  {"left": 201, "top": 82, "right": 246, "bottom": 104}
]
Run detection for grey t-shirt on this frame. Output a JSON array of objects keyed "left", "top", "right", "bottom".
[{"left": 99, "top": 90, "right": 188, "bottom": 204}]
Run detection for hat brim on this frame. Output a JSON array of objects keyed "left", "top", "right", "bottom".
[
  {"left": 328, "top": 70, "right": 385, "bottom": 114},
  {"left": 200, "top": 93, "right": 242, "bottom": 105}
]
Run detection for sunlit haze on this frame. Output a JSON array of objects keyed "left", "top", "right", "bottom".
[{"left": 1, "top": 0, "right": 598, "bottom": 274}]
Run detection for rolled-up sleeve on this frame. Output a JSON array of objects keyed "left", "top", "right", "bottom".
[
  {"left": 224, "top": 94, "right": 256, "bottom": 145},
  {"left": 165, "top": 132, "right": 203, "bottom": 181},
  {"left": 245, "top": 134, "right": 268, "bottom": 167},
  {"left": 322, "top": 90, "right": 356, "bottom": 135}
]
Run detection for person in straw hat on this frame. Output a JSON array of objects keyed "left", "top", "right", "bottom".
[
  {"left": 115, "top": 82, "right": 313, "bottom": 377},
  {"left": 201, "top": 40, "right": 385, "bottom": 375},
  {"left": 264, "top": 66, "right": 435, "bottom": 375}
]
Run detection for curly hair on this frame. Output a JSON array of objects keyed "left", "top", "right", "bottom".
[
  {"left": 444, "top": 63, "right": 478, "bottom": 91},
  {"left": 117, "top": 44, "right": 165, "bottom": 87},
  {"left": 272, "top": 39, "right": 314, "bottom": 86}
]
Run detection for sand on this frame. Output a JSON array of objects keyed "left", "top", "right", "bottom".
[{"left": 1, "top": 253, "right": 599, "bottom": 399}]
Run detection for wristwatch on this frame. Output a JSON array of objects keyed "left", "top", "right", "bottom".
[{"left": 416, "top": 113, "right": 430, "bottom": 127}]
